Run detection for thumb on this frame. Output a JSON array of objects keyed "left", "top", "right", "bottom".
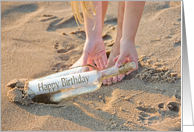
[
  {"left": 115, "top": 53, "right": 126, "bottom": 68},
  {"left": 82, "top": 52, "right": 89, "bottom": 66}
]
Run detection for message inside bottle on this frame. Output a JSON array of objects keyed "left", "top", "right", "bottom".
[{"left": 28, "top": 70, "right": 98, "bottom": 95}]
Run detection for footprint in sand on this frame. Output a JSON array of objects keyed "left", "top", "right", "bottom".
[
  {"left": 57, "top": 46, "right": 73, "bottom": 53},
  {"left": 136, "top": 101, "right": 180, "bottom": 125},
  {"left": 158, "top": 103, "right": 164, "bottom": 108},
  {"left": 51, "top": 63, "right": 69, "bottom": 72},
  {"left": 157, "top": 101, "right": 181, "bottom": 118},
  {"left": 53, "top": 41, "right": 74, "bottom": 54},
  {"left": 69, "top": 30, "right": 86, "bottom": 39},
  {"left": 136, "top": 106, "right": 157, "bottom": 114},
  {"left": 53, "top": 42, "right": 59, "bottom": 49},
  {"left": 40, "top": 13, "right": 78, "bottom": 31},
  {"left": 45, "top": 15, "right": 77, "bottom": 31},
  {"left": 137, "top": 106, "right": 159, "bottom": 124},
  {"left": 158, "top": 101, "right": 180, "bottom": 113},
  {"left": 167, "top": 101, "right": 180, "bottom": 113},
  {"left": 138, "top": 112, "right": 150, "bottom": 121},
  {"left": 40, "top": 16, "right": 57, "bottom": 22},
  {"left": 52, "top": 40, "right": 83, "bottom": 73}
]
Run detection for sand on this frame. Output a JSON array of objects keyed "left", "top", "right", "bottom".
[{"left": 1, "top": 1, "right": 181, "bottom": 131}]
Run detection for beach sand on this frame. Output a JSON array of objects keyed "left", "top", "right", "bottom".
[{"left": 1, "top": 1, "right": 181, "bottom": 131}]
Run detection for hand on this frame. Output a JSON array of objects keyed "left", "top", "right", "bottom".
[
  {"left": 82, "top": 37, "right": 108, "bottom": 70},
  {"left": 113, "top": 39, "right": 138, "bottom": 75}
]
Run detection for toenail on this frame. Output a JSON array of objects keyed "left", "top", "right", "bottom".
[
  {"left": 103, "top": 82, "right": 107, "bottom": 85},
  {"left": 107, "top": 82, "right": 111, "bottom": 85}
]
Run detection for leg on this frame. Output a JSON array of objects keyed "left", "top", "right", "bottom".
[{"left": 103, "top": 1, "right": 125, "bottom": 85}]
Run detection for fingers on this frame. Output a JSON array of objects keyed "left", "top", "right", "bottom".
[
  {"left": 126, "top": 71, "right": 131, "bottom": 75},
  {"left": 103, "top": 78, "right": 113, "bottom": 85},
  {"left": 93, "top": 53, "right": 107, "bottom": 70},
  {"left": 113, "top": 54, "right": 138, "bottom": 76},
  {"left": 87, "top": 59, "right": 94, "bottom": 65},
  {"left": 102, "top": 54, "right": 108, "bottom": 66},
  {"left": 112, "top": 76, "right": 118, "bottom": 83},
  {"left": 118, "top": 74, "right": 125, "bottom": 81},
  {"left": 99, "top": 58, "right": 105, "bottom": 69},
  {"left": 126, "top": 60, "right": 138, "bottom": 75},
  {"left": 82, "top": 52, "right": 89, "bottom": 66},
  {"left": 95, "top": 53, "right": 107, "bottom": 70},
  {"left": 105, "top": 75, "right": 125, "bottom": 85},
  {"left": 87, "top": 59, "right": 95, "bottom": 71},
  {"left": 115, "top": 53, "right": 127, "bottom": 68},
  {"left": 113, "top": 55, "right": 119, "bottom": 62},
  {"left": 103, "top": 79, "right": 107, "bottom": 85},
  {"left": 94, "top": 59, "right": 101, "bottom": 70},
  {"left": 107, "top": 78, "right": 112, "bottom": 85}
]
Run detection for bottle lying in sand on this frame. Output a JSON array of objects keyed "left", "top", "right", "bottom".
[{"left": 7, "top": 62, "right": 136, "bottom": 105}]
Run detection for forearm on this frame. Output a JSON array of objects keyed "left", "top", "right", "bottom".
[
  {"left": 102, "top": 1, "right": 108, "bottom": 26},
  {"left": 82, "top": 1, "right": 102, "bottom": 41},
  {"left": 122, "top": 1, "right": 145, "bottom": 42}
]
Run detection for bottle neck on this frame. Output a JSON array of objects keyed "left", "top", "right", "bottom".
[{"left": 98, "top": 66, "right": 120, "bottom": 80}]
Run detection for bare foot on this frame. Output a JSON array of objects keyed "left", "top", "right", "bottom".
[{"left": 103, "top": 42, "right": 125, "bottom": 85}]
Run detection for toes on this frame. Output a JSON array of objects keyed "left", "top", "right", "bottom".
[
  {"left": 112, "top": 76, "right": 118, "bottom": 84},
  {"left": 107, "top": 78, "right": 113, "bottom": 85},
  {"left": 118, "top": 74, "right": 125, "bottom": 81},
  {"left": 103, "top": 79, "right": 107, "bottom": 85}
]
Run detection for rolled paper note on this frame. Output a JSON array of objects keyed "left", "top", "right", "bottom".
[{"left": 27, "top": 70, "right": 98, "bottom": 98}]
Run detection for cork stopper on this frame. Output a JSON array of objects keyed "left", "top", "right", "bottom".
[{"left": 118, "top": 61, "right": 136, "bottom": 74}]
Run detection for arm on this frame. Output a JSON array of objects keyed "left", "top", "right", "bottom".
[
  {"left": 114, "top": 1, "right": 145, "bottom": 74},
  {"left": 122, "top": 1, "right": 145, "bottom": 41},
  {"left": 83, "top": 1, "right": 102, "bottom": 40},
  {"left": 81, "top": 1, "right": 108, "bottom": 69}
]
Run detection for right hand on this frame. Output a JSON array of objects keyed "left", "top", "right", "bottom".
[
  {"left": 113, "top": 38, "right": 138, "bottom": 75},
  {"left": 82, "top": 37, "right": 108, "bottom": 70}
]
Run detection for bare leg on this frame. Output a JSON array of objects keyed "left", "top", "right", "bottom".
[{"left": 103, "top": 1, "right": 125, "bottom": 85}]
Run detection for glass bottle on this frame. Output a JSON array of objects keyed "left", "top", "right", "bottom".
[{"left": 26, "top": 61, "right": 136, "bottom": 104}]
